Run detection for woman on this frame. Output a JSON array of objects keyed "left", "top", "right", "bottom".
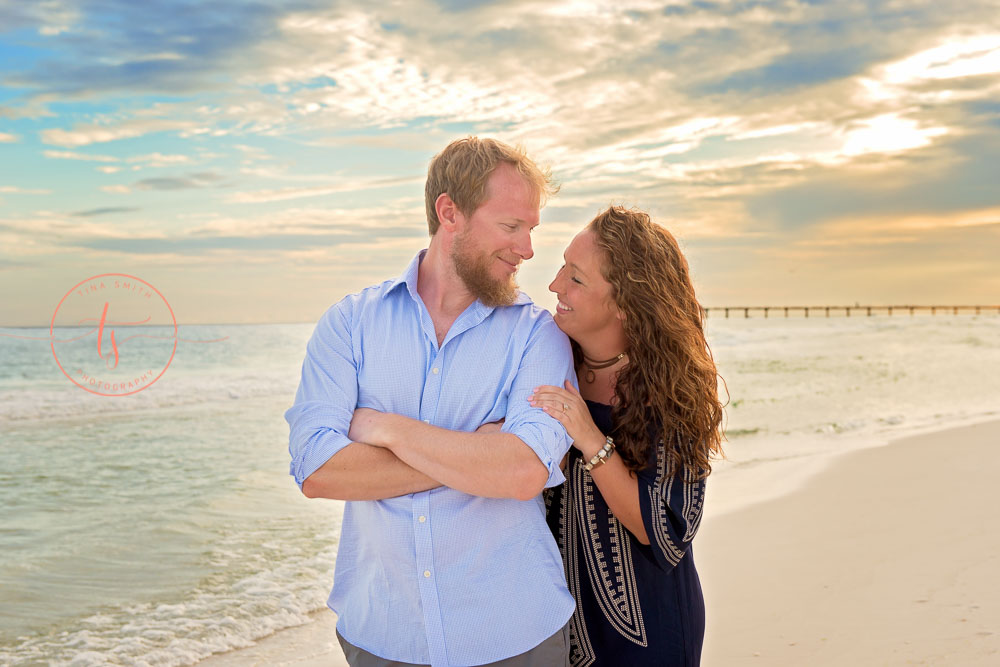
[{"left": 529, "top": 205, "right": 725, "bottom": 666}]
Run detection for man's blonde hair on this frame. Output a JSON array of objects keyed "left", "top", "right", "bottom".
[{"left": 424, "top": 136, "right": 558, "bottom": 235}]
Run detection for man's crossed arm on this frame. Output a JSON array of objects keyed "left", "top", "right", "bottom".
[
  {"left": 300, "top": 437, "right": 440, "bottom": 501},
  {"left": 288, "top": 304, "right": 572, "bottom": 503},
  {"left": 302, "top": 413, "right": 544, "bottom": 501}
]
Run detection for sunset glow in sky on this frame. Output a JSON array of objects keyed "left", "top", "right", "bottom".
[{"left": 1, "top": 1, "right": 999, "bottom": 325}]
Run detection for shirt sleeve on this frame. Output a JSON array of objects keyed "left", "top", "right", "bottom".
[
  {"left": 501, "top": 312, "right": 576, "bottom": 489},
  {"left": 636, "top": 431, "right": 708, "bottom": 571},
  {"left": 283, "top": 302, "right": 358, "bottom": 490}
]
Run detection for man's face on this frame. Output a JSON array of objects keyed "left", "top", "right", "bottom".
[{"left": 450, "top": 163, "right": 539, "bottom": 307}]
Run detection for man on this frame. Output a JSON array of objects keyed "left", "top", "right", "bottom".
[{"left": 285, "top": 137, "right": 576, "bottom": 667}]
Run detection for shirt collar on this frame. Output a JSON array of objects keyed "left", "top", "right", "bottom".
[
  {"left": 384, "top": 250, "right": 534, "bottom": 308},
  {"left": 384, "top": 249, "right": 425, "bottom": 302}
]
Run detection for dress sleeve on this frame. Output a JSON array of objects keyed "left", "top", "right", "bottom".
[{"left": 636, "top": 430, "right": 707, "bottom": 571}]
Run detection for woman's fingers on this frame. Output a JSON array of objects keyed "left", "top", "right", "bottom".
[
  {"left": 530, "top": 398, "right": 582, "bottom": 426},
  {"left": 530, "top": 385, "right": 589, "bottom": 430},
  {"left": 530, "top": 386, "right": 571, "bottom": 402},
  {"left": 530, "top": 396, "right": 570, "bottom": 413},
  {"left": 532, "top": 398, "right": 564, "bottom": 412}
]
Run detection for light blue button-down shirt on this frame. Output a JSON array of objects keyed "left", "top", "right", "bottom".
[{"left": 285, "top": 251, "right": 576, "bottom": 666}]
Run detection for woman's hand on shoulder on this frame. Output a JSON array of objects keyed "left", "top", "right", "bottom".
[{"left": 529, "top": 381, "right": 606, "bottom": 457}]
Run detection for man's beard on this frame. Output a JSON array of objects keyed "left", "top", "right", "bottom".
[{"left": 451, "top": 229, "right": 519, "bottom": 308}]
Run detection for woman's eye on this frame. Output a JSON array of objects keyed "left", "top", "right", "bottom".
[{"left": 571, "top": 277, "right": 583, "bottom": 285}]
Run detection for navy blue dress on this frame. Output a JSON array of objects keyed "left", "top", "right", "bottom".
[{"left": 545, "top": 401, "right": 706, "bottom": 666}]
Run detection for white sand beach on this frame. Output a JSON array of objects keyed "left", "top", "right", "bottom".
[{"left": 697, "top": 419, "right": 1000, "bottom": 666}]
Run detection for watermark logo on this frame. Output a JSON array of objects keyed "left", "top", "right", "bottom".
[
  {"left": 2, "top": 273, "right": 226, "bottom": 396},
  {"left": 51, "top": 274, "right": 179, "bottom": 396}
]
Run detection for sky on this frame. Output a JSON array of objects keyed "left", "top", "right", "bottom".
[{"left": 1, "top": 0, "right": 999, "bottom": 326}]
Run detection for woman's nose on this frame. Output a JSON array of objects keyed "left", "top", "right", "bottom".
[{"left": 548, "top": 269, "right": 562, "bottom": 294}]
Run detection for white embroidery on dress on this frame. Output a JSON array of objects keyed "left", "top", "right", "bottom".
[
  {"left": 557, "top": 460, "right": 596, "bottom": 667},
  {"left": 649, "top": 432, "right": 705, "bottom": 566},
  {"left": 576, "top": 459, "right": 647, "bottom": 647},
  {"left": 557, "top": 430, "right": 707, "bottom": 665}
]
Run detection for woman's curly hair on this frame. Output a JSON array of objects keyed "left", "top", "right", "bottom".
[{"left": 581, "top": 205, "right": 725, "bottom": 478}]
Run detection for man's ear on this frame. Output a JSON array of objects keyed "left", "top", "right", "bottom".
[{"left": 435, "top": 193, "right": 463, "bottom": 233}]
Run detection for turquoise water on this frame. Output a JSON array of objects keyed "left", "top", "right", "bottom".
[
  {"left": 1, "top": 324, "right": 342, "bottom": 666},
  {"left": 1, "top": 316, "right": 997, "bottom": 665}
]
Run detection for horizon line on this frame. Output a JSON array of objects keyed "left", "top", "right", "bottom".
[{"left": 3, "top": 303, "right": 999, "bottom": 329}]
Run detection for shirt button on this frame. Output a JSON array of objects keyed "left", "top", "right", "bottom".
[
  {"left": 423, "top": 570, "right": 431, "bottom": 578},
  {"left": 418, "top": 515, "right": 426, "bottom": 523},
  {"left": 431, "top": 367, "right": 439, "bottom": 374}
]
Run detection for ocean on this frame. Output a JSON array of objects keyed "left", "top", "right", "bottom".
[{"left": 1, "top": 314, "right": 997, "bottom": 665}]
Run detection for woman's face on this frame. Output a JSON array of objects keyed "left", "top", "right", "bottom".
[{"left": 548, "top": 228, "right": 623, "bottom": 342}]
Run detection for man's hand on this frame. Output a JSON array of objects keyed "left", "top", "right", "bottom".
[
  {"left": 475, "top": 418, "right": 505, "bottom": 435},
  {"left": 344, "top": 413, "right": 547, "bottom": 500},
  {"left": 348, "top": 407, "right": 390, "bottom": 447}
]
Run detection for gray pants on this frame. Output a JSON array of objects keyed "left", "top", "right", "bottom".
[{"left": 336, "top": 622, "right": 570, "bottom": 667}]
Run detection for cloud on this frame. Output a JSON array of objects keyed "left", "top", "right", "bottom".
[
  {"left": 66, "top": 232, "right": 422, "bottom": 255},
  {"left": 127, "top": 152, "right": 193, "bottom": 167},
  {"left": 0, "top": 186, "right": 51, "bottom": 194},
  {"left": 0, "top": 257, "right": 36, "bottom": 271},
  {"left": 44, "top": 150, "right": 119, "bottom": 162},
  {"left": 133, "top": 172, "right": 225, "bottom": 190},
  {"left": 227, "top": 176, "right": 422, "bottom": 203},
  {"left": 4, "top": 1, "right": 312, "bottom": 99},
  {"left": 70, "top": 207, "right": 141, "bottom": 217},
  {"left": 0, "top": 133, "right": 19, "bottom": 143},
  {"left": 699, "top": 47, "right": 879, "bottom": 95},
  {"left": 14, "top": 1, "right": 991, "bottom": 178},
  {"left": 777, "top": 207, "right": 1000, "bottom": 259},
  {"left": 42, "top": 149, "right": 195, "bottom": 168},
  {"left": 40, "top": 119, "right": 197, "bottom": 147},
  {"left": 840, "top": 113, "right": 949, "bottom": 157},
  {"left": 744, "top": 131, "right": 1000, "bottom": 229},
  {"left": 881, "top": 34, "right": 1000, "bottom": 85},
  {"left": 234, "top": 144, "right": 271, "bottom": 159},
  {"left": 3, "top": 0, "right": 1000, "bottom": 315},
  {"left": 0, "top": 98, "right": 56, "bottom": 120},
  {"left": 0, "top": 2, "right": 82, "bottom": 37},
  {"left": 18, "top": 3, "right": 982, "bottom": 209},
  {"left": 0, "top": 204, "right": 426, "bottom": 261}
]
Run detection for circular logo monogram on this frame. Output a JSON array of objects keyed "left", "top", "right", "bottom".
[{"left": 50, "top": 274, "right": 178, "bottom": 396}]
